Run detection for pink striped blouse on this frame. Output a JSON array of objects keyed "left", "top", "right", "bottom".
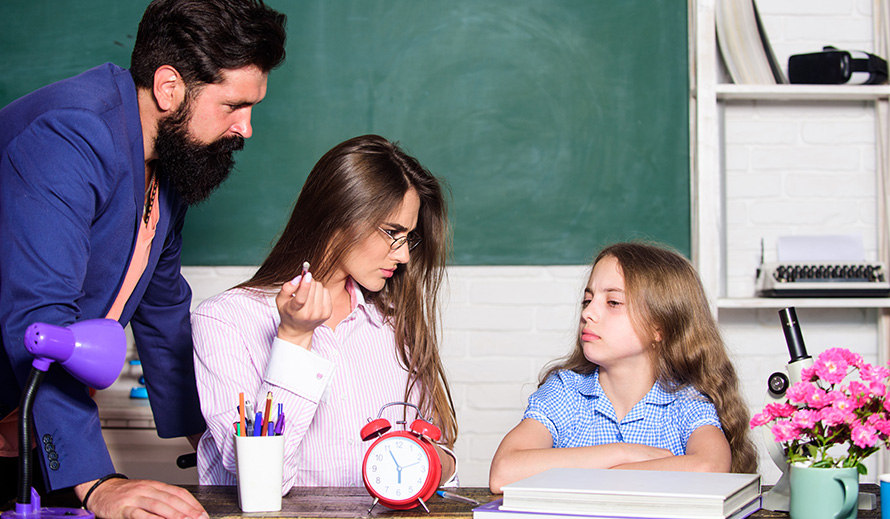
[{"left": 191, "top": 279, "right": 454, "bottom": 493}]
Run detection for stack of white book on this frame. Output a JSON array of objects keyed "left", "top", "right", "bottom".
[{"left": 475, "top": 468, "right": 761, "bottom": 519}]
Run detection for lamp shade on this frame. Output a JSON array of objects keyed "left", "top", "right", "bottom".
[{"left": 24, "top": 319, "right": 126, "bottom": 389}]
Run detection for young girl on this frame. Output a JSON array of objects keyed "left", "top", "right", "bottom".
[
  {"left": 191, "top": 134, "right": 458, "bottom": 492},
  {"left": 489, "top": 242, "right": 756, "bottom": 492}
]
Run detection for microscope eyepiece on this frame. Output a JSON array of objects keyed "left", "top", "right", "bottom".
[{"left": 779, "top": 307, "right": 810, "bottom": 363}]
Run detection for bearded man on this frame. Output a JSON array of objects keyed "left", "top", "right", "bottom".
[{"left": 0, "top": 1, "right": 286, "bottom": 517}]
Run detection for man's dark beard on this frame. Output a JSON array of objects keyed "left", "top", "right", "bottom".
[{"left": 152, "top": 104, "right": 244, "bottom": 205}]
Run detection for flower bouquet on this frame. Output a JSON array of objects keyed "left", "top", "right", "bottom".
[{"left": 750, "top": 347, "right": 890, "bottom": 474}]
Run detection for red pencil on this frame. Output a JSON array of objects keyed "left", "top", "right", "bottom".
[
  {"left": 239, "top": 392, "right": 246, "bottom": 437},
  {"left": 261, "top": 391, "right": 272, "bottom": 436}
]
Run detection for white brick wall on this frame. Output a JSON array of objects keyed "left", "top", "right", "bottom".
[{"left": 724, "top": 102, "right": 878, "bottom": 297}]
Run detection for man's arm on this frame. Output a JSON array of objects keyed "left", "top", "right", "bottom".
[
  {"left": 0, "top": 106, "right": 209, "bottom": 519},
  {"left": 0, "top": 109, "right": 122, "bottom": 490}
]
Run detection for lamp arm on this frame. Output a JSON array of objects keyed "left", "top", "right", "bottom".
[{"left": 17, "top": 367, "right": 45, "bottom": 507}]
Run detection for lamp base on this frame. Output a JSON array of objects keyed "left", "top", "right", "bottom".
[
  {"left": 1, "top": 509, "right": 93, "bottom": 519},
  {"left": 1, "top": 488, "right": 94, "bottom": 519}
]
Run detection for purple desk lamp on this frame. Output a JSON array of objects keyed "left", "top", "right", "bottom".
[{"left": 2, "top": 319, "right": 126, "bottom": 519}]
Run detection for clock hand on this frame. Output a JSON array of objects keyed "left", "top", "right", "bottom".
[
  {"left": 389, "top": 450, "right": 402, "bottom": 469},
  {"left": 390, "top": 450, "right": 404, "bottom": 484}
]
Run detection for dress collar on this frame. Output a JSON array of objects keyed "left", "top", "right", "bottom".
[
  {"left": 584, "top": 368, "right": 677, "bottom": 423},
  {"left": 583, "top": 368, "right": 677, "bottom": 406}
]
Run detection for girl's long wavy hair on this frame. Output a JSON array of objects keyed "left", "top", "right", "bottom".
[
  {"left": 541, "top": 242, "right": 757, "bottom": 473},
  {"left": 241, "top": 134, "right": 457, "bottom": 446}
]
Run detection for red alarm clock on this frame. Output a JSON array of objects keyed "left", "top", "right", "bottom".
[{"left": 360, "top": 402, "right": 442, "bottom": 513}]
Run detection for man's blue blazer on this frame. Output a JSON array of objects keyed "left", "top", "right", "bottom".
[{"left": 0, "top": 63, "right": 205, "bottom": 491}]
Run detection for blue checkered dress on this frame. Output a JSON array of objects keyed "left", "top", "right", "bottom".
[{"left": 524, "top": 369, "right": 721, "bottom": 455}]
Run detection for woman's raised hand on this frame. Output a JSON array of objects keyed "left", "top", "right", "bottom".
[{"left": 275, "top": 272, "right": 333, "bottom": 349}]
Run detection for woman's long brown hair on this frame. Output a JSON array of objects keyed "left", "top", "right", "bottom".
[
  {"left": 241, "top": 134, "right": 457, "bottom": 446},
  {"left": 541, "top": 242, "right": 757, "bottom": 473}
]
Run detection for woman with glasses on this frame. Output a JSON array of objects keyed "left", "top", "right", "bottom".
[{"left": 190, "top": 134, "right": 458, "bottom": 492}]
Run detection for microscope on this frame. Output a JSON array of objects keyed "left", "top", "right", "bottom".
[{"left": 759, "top": 307, "right": 875, "bottom": 512}]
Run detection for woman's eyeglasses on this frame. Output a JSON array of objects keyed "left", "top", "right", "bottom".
[{"left": 378, "top": 227, "right": 422, "bottom": 251}]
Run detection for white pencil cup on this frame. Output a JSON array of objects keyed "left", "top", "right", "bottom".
[{"left": 233, "top": 433, "right": 285, "bottom": 512}]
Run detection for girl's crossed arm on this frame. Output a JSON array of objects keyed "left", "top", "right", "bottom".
[
  {"left": 488, "top": 418, "right": 674, "bottom": 493},
  {"left": 611, "top": 424, "right": 730, "bottom": 473}
]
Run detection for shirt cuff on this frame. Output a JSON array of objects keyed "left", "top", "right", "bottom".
[{"left": 264, "top": 337, "right": 335, "bottom": 403}]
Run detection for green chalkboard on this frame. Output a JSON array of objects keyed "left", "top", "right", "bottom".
[{"left": 0, "top": 1, "right": 689, "bottom": 266}]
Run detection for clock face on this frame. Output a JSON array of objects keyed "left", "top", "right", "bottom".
[{"left": 364, "top": 433, "right": 432, "bottom": 503}]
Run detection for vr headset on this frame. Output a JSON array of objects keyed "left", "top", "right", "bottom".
[{"left": 788, "top": 46, "right": 888, "bottom": 85}]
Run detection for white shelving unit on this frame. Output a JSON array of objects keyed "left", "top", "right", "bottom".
[
  {"left": 691, "top": 0, "right": 890, "bottom": 475},
  {"left": 716, "top": 84, "right": 890, "bottom": 102},
  {"left": 717, "top": 297, "right": 890, "bottom": 309},
  {"left": 691, "top": 0, "right": 890, "bottom": 309}
]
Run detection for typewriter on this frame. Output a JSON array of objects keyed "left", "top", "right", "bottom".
[{"left": 756, "top": 261, "right": 890, "bottom": 297}]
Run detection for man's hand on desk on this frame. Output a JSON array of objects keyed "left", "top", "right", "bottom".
[{"left": 75, "top": 478, "right": 209, "bottom": 519}]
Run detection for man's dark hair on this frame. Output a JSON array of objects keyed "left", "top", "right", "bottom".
[{"left": 130, "top": 0, "right": 287, "bottom": 89}]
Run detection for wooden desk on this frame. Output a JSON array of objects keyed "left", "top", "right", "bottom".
[
  {"left": 6, "top": 484, "right": 881, "bottom": 518},
  {"left": 181, "top": 484, "right": 883, "bottom": 519},
  {"left": 184, "top": 486, "right": 492, "bottom": 518}
]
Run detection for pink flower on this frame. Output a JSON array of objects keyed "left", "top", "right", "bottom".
[
  {"left": 871, "top": 417, "right": 890, "bottom": 436},
  {"left": 800, "top": 365, "right": 817, "bottom": 382},
  {"left": 828, "top": 395, "right": 859, "bottom": 424},
  {"left": 786, "top": 381, "right": 817, "bottom": 404},
  {"left": 847, "top": 381, "right": 870, "bottom": 405},
  {"left": 814, "top": 349, "right": 851, "bottom": 385},
  {"left": 791, "top": 409, "right": 819, "bottom": 429},
  {"left": 867, "top": 413, "right": 886, "bottom": 427},
  {"left": 764, "top": 402, "right": 796, "bottom": 418},
  {"left": 750, "top": 410, "right": 773, "bottom": 428},
  {"left": 805, "top": 386, "right": 831, "bottom": 409},
  {"left": 839, "top": 349, "right": 864, "bottom": 369},
  {"left": 819, "top": 406, "right": 847, "bottom": 427},
  {"left": 852, "top": 423, "right": 879, "bottom": 448},
  {"left": 751, "top": 348, "right": 890, "bottom": 469},
  {"left": 771, "top": 421, "right": 802, "bottom": 442},
  {"left": 825, "top": 389, "right": 848, "bottom": 405},
  {"left": 860, "top": 363, "right": 890, "bottom": 383}
]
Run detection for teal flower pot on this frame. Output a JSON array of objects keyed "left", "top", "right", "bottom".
[{"left": 789, "top": 465, "right": 858, "bottom": 519}]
